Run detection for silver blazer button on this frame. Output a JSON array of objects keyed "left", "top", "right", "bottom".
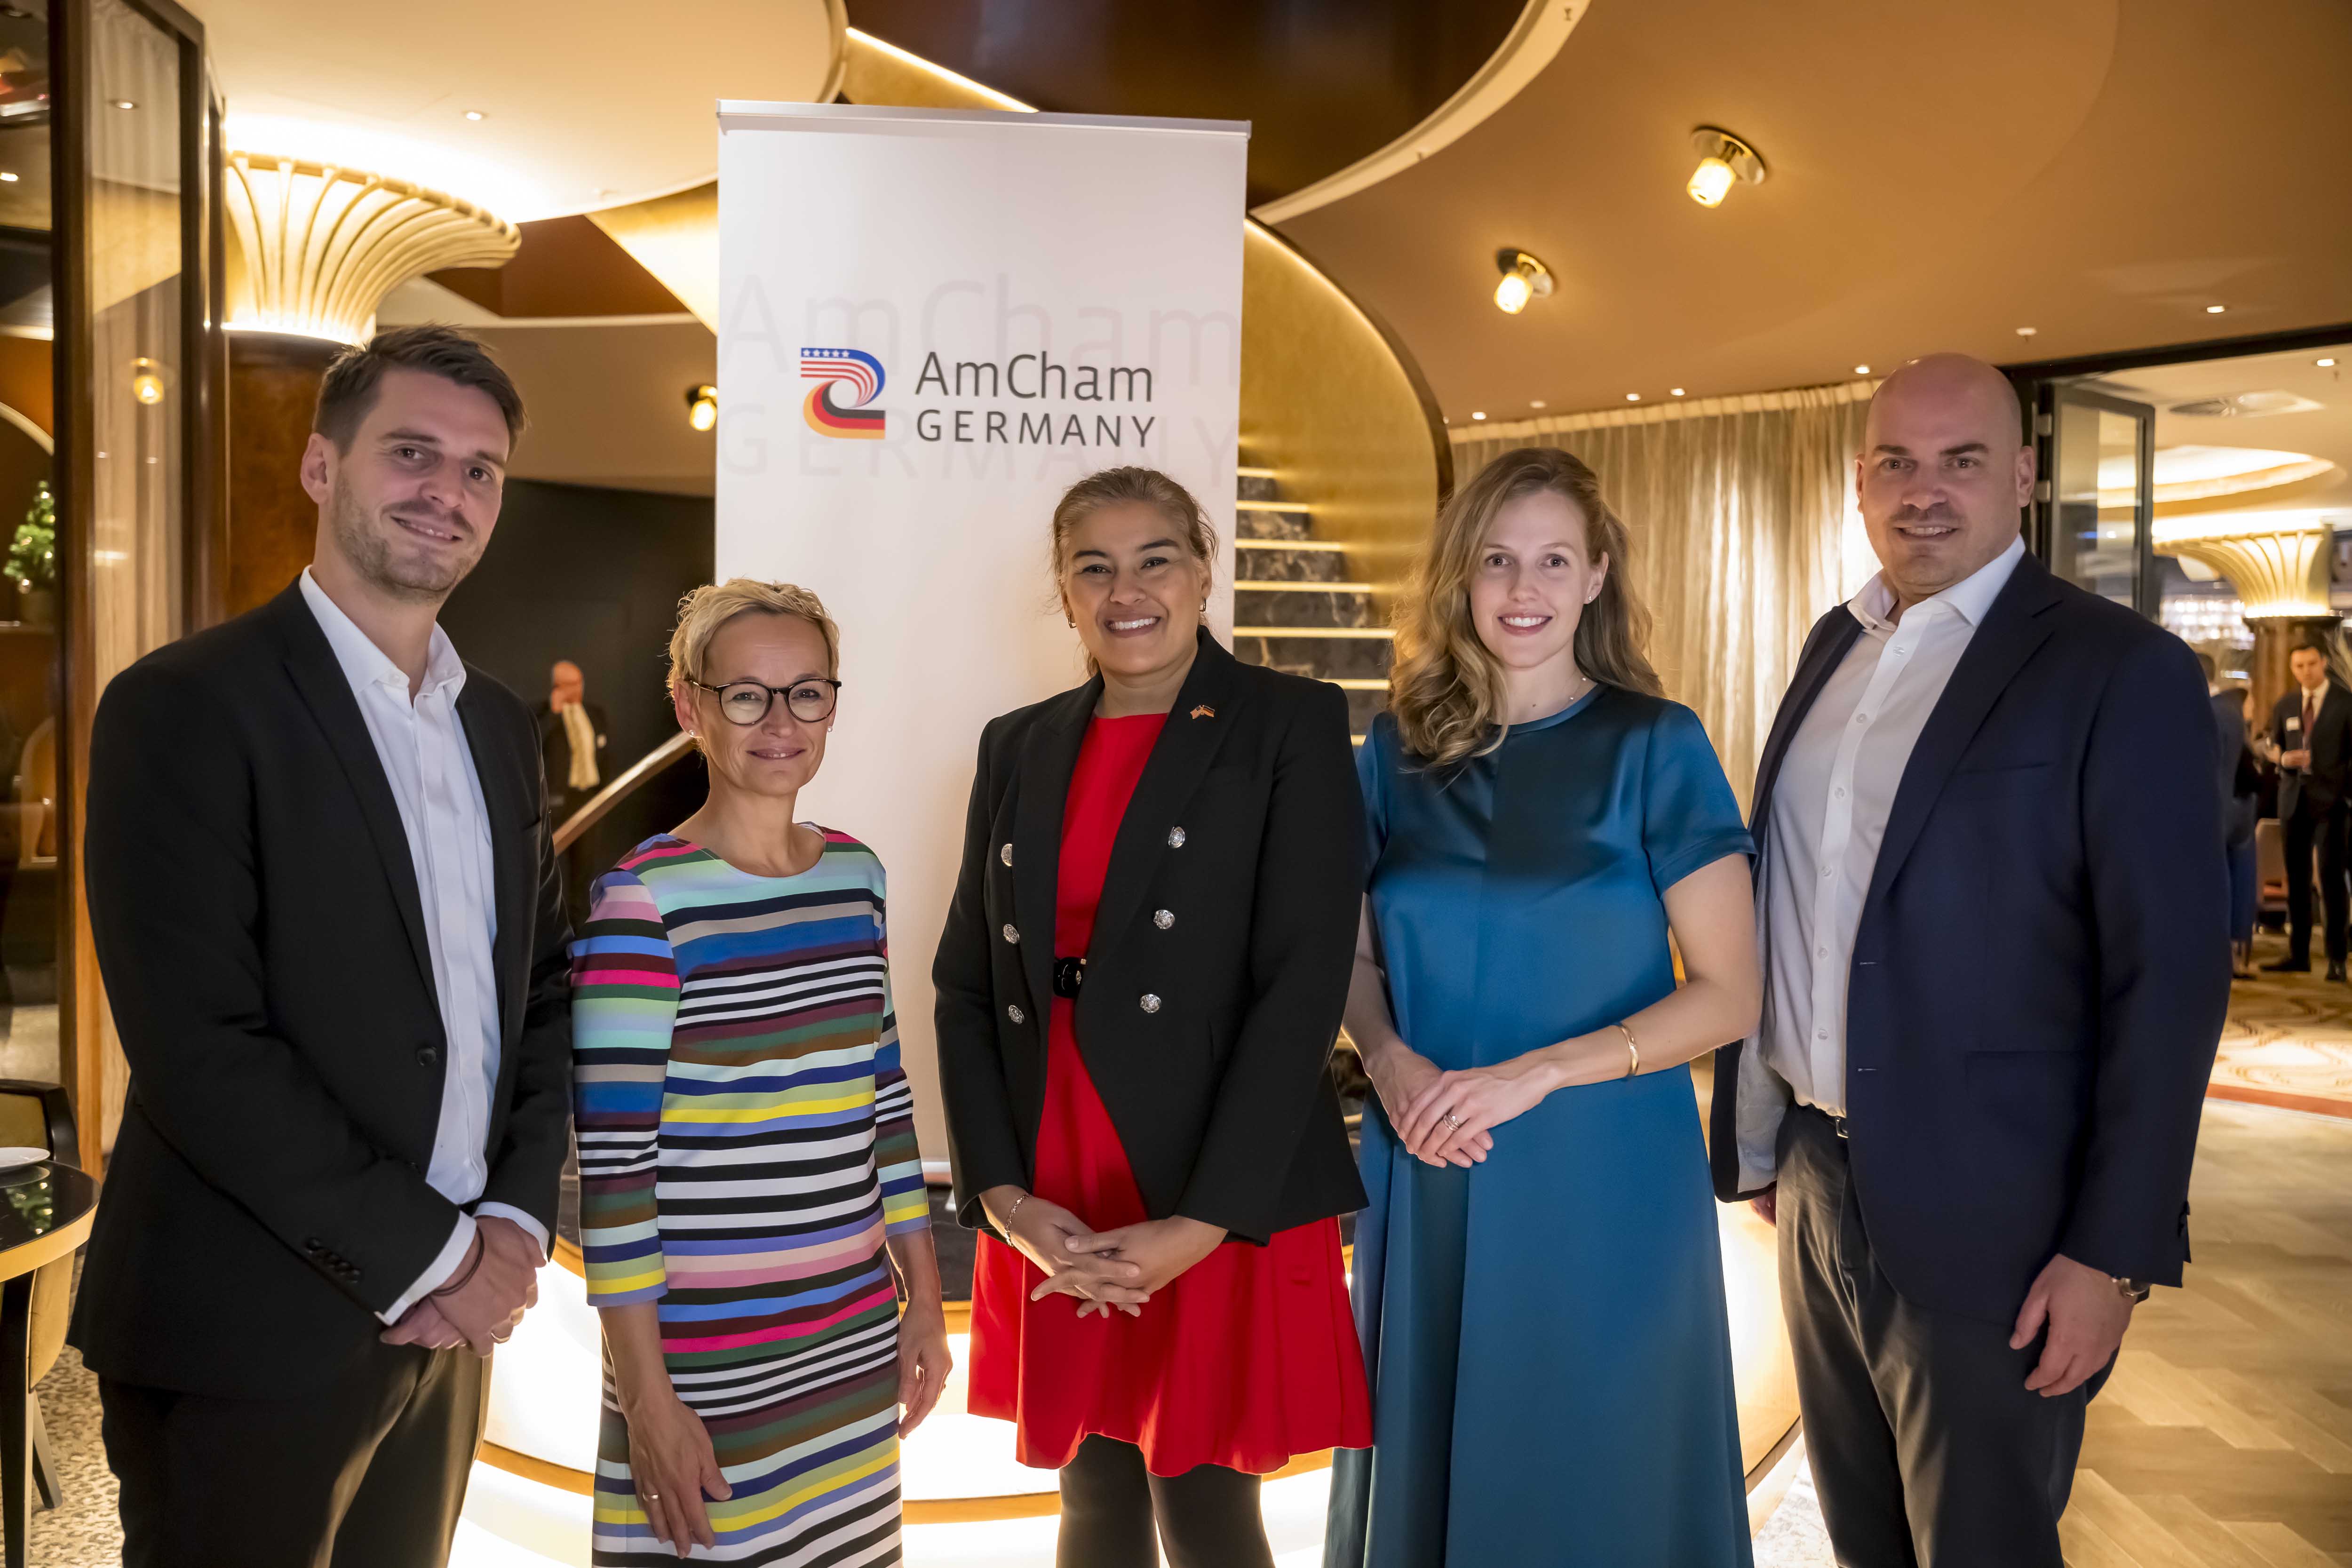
[
  {"left": 1001, "top": 843, "right": 1014, "bottom": 867},
  {"left": 1167, "top": 827, "right": 1186, "bottom": 849},
  {"left": 1007, "top": 1004, "right": 1025, "bottom": 1025},
  {"left": 1154, "top": 909, "right": 1175, "bottom": 929},
  {"left": 1002, "top": 924, "right": 1020, "bottom": 944},
  {"left": 1139, "top": 993, "right": 1161, "bottom": 1013}
]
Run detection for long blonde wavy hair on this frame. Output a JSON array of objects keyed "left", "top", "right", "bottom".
[{"left": 1390, "top": 446, "right": 1663, "bottom": 768}]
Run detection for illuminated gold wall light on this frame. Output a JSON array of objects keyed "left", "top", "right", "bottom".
[
  {"left": 1493, "top": 249, "right": 1553, "bottom": 314},
  {"left": 129, "top": 357, "right": 168, "bottom": 405},
  {"left": 1687, "top": 127, "right": 1766, "bottom": 207},
  {"left": 686, "top": 384, "right": 718, "bottom": 432}
]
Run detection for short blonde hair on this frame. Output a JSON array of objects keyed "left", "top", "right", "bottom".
[{"left": 666, "top": 579, "right": 840, "bottom": 703}]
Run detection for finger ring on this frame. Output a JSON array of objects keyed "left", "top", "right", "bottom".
[
  {"left": 1442, "top": 1111, "right": 1464, "bottom": 1130},
  {"left": 644, "top": 1490, "right": 661, "bottom": 1502}
]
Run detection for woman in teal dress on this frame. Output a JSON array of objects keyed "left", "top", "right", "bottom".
[{"left": 1326, "top": 447, "right": 1762, "bottom": 1567}]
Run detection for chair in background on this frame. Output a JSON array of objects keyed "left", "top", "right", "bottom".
[
  {"left": 0, "top": 1081, "right": 74, "bottom": 1523},
  {"left": 2257, "top": 817, "right": 2288, "bottom": 919}
]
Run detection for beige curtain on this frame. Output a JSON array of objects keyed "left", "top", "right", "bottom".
[{"left": 1452, "top": 381, "right": 1872, "bottom": 805}]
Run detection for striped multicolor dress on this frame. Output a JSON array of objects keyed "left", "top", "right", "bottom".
[{"left": 572, "top": 830, "right": 929, "bottom": 1567}]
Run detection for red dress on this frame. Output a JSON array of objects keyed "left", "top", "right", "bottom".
[{"left": 968, "top": 712, "right": 1372, "bottom": 1476}]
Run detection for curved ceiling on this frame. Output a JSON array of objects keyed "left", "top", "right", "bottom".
[
  {"left": 1273, "top": 0, "right": 2352, "bottom": 421},
  {"left": 201, "top": 0, "right": 840, "bottom": 221},
  {"left": 840, "top": 0, "right": 1526, "bottom": 208}
]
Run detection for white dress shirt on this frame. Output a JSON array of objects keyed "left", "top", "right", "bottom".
[
  {"left": 299, "top": 570, "right": 546, "bottom": 1321},
  {"left": 1757, "top": 536, "right": 2026, "bottom": 1117}
]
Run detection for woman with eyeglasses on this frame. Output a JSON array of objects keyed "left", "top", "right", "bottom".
[
  {"left": 934, "top": 467, "right": 1371, "bottom": 1568},
  {"left": 571, "top": 580, "right": 950, "bottom": 1564}
]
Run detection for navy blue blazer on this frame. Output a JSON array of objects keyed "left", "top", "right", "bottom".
[{"left": 1709, "top": 551, "right": 2231, "bottom": 1324}]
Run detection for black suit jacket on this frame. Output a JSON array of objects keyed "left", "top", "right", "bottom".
[
  {"left": 2268, "top": 682, "right": 2352, "bottom": 818},
  {"left": 68, "top": 581, "right": 574, "bottom": 1397},
  {"left": 1710, "top": 553, "right": 2229, "bottom": 1323},
  {"left": 933, "top": 631, "right": 1367, "bottom": 1245},
  {"left": 538, "top": 699, "right": 611, "bottom": 803}
]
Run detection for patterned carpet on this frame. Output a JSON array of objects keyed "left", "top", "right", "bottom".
[{"left": 2210, "top": 933, "right": 2352, "bottom": 1118}]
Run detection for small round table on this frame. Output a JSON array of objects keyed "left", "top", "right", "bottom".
[{"left": 0, "top": 1162, "right": 95, "bottom": 1568}]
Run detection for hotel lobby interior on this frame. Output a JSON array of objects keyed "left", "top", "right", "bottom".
[{"left": 4, "top": 0, "right": 2351, "bottom": 1562}]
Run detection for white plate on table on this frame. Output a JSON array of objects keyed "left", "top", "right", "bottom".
[{"left": 0, "top": 1147, "right": 48, "bottom": 1173}]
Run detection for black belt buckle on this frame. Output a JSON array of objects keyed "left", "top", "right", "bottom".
[{"left": 1052, "top": 956, "right": 1086, "bottom": 999}]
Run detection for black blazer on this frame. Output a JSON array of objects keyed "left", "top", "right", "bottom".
[
  {"left": 2212, "top": 689, "right": 2257, "bottom": 848},
  {"left": 1710, "top": 553, "right": 2230, "bottom": 1323},
  {"left": 932, "top": 631, "right": 1367, "bottom": 1245},
  {"left": 68, "top": 582, "right": 574, "bottom": 1397},
  {"left": 2268, "top": 681, "right": 2352, "bottom": 818}
]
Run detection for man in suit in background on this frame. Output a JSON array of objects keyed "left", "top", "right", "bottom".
[
  {"left": 2265, "top": 641, "right": 2352, "bottom": 978},
  {"left": 538, "top": 657, "right": 610, "bottom": 919},
  {"left": 1715, "top": 354, "right": 2228, "bottom": 1565},
  {"left": 72, "top": 326, "right": 573, "bottom": 1567}
]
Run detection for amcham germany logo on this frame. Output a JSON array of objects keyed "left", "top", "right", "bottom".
[{"left": 801, "top": 347, "right": 886, "bottom": 439}]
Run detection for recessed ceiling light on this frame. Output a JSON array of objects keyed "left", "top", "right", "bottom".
[
  {"left": 1493, "top": 249, "right": 1554, "bottom": 314},
  {"left": 1626, "top": 393, "right": 1641, "bottom": 402},
  {"left": 1854, "top": 364, "right": 1871, "bottom": 375},
  {"left": 1687, "top": 127, "right": 1767, "bottom": 208},
  {"left": 1529, "top": 399, "right": 1547, "bottom": 409},
  {"left": 2016, "top": 326, "right": 2038, "bottom": 337},
  {"left": 463, "top": 109, "right": 486, "bottom": 122},
  {"left": 1471, "top": 411, "right": 1487, "bottom": 421},
  {"left": 2320, "top": 358, "right": 2338, "bottom": 368},
  {"left": 110, "top": 99, "right": 136, "bottom": 111},
  {"left": 2206, "top": 304, "right": 2226, "bottom": 314},
  {"left": 1670, "top": 388, "right": 1686, "bottom": 397},
  {"left": 0, "top": 173, "right": 16, "bottom": 183}
]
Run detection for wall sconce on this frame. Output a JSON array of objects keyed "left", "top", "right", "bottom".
[
  {"left": 686, "top": 384, "right": 717, "bottom": 432},
  {"left": 1687, "top": 127, "right": 1766, "bottom": 208},
  {"left": 129, "top": 357, "right": 168, "bottom": 405},
  {"left": 1493, "top": 250, "right": 1553, "bottom": 315}
]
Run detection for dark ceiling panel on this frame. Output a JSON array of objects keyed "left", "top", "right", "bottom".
[
  {"left": 430, "top": 215, "right": 686, "bottom": 319},
  {"left": 842, "top": 0, "right": 1525, "bottom": 208}
]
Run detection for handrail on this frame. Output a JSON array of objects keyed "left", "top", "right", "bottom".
[{"left": 552, "top": 731, "right": 697, "bottom": 854}]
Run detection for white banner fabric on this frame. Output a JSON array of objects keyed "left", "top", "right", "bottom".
[{"left": 715, "top": 102, "right": 1248, "bottom": 1159}]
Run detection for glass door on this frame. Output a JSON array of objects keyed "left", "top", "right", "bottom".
[{"left": 2039, "top": 383, "right": 2156, "bottom": 617}]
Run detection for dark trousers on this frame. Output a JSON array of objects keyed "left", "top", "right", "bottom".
[
  {"left": 101, "top": 1342, "right": 488, "bottom": 1568},
  {"left": 2282, "top": 799, "right": 2350, "bottom": 963},
  {"left": 1057, "top": 1434, "right": 1271, "bottom": 1568},
  {"left": 1778, "top": 1106, "right": 2105, "bottom": 1568}
]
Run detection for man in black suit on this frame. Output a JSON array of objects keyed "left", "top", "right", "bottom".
[
  {"left": 2264, "top": 641, "right": 2352, "bottom": 978},
  {"left": 538, "top": 657, "right": 610, "bottom": 918},
  {"left": 1713, "top": 354, "right": 2228, "bottom": 1565},
  {"left": 70, "top": 326, "right": 572, "bottom": 1567}
]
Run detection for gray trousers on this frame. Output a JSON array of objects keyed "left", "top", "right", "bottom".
[{"left": 1778, "top": 1105, "right": 2107, "bottom": 1567}]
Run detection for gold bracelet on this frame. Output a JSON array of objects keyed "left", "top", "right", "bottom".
[{"left": 1615, "top": 1022, "right": 1640, "bottom": 1079}]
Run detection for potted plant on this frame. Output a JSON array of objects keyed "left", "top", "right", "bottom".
[{"left": 8, "top": 480, "right": 54, "bottom": 625}]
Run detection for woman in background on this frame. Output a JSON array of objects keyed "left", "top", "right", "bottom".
[
  {"left": 934, "top": 466, "right": 1370, "bottom": 1568},
  {"left": 1327, "top": 447, "right": 1761, "bottom": 1567},
  {"left": 572, "top": 581, "right": 949, "bottom": 1565}
]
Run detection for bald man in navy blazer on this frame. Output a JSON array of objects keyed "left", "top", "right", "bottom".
[{"left": 1712, "top": 355, "right": 2229, "bottom": 1566}]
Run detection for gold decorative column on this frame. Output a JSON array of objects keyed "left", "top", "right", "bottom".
[
  {"left": 220, "top": 154, "right": 521, "bottom": 613},
  {"left": 2156, "top": 515, "right": 2338, "bottom": 715}
]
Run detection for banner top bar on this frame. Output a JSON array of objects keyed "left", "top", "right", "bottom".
[{"left": 717, "top": 100, "right": 1250, "bottom": 139}]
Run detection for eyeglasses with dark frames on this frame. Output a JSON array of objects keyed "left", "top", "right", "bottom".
[{"left": 686, "top": 676, "right": 843, "bottom": 726}]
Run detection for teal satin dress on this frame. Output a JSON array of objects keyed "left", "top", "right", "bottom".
[{"left": 1326, "top": 688, "right": 1755, "bottom": 1567}]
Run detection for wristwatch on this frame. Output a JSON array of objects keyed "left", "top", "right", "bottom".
[{"left": 2112, "top": 1276, "right": 2152, "bottom": 1304}]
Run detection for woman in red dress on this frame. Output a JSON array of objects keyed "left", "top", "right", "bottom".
[{"left": 935, "top": 466, "right": 1371, "bottom": 1567}]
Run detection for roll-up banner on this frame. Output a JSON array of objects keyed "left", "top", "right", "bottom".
[{"left": 716, "top": 102, "right": 1249, "bottom": 1157}]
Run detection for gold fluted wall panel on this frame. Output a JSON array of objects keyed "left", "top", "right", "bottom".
[{"left": 223, "top": 155, "right": 522, "bottom": 344}]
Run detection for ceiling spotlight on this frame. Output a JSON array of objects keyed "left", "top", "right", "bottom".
[
  {"left": 1687, "top": 127, "right": 1766, "bottom": 207},
  {"left": 2320, "top": 358, "right": 2339, "bottom": 368},
  {"left": 1626, "top": 393, "right": 1641, "bottom": 402},
  {"left": 2206, "top": 304, "right": 2226, "bottom": 314},
  {"left": 1493, "top": 249, "right": 1553, "bottom": 315},
  {"left": 1670, "top": 387, "right": 1686, "bottom": 397},
  {"left": 1530, "top": 400, "right": 1547, "bottom": 409},
  {"left": 110, "top": 99, "right": 137, "bottom": 111},
  {"left": 2016, "top": 326, "right": 2038, "bottom": 337},
  {"left": 463, "top": 109, "right": 486, "bottom": 122},
  {"left": 1471, "top": 411, "right": 1487, "bottom": 421},
  {"left": 1854, "top": 364, "right": 1871, "bottom": 375},
  {"left": 0, "top": 173, "right": 15, "bottom": 183},
  {"left": 685, "top": 383, "right": 717, "bottom": 432}
]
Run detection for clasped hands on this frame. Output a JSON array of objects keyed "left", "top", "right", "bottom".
[
  {"left": 985, "top": 1185, "right": 1225, "bottom": 1321},
  {"left": 380, "top": 1215, "right": 543, "bottom": 1354},
  {"left": 1369, "top": 1042, "right": 1565, "bottom": 1169}
]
